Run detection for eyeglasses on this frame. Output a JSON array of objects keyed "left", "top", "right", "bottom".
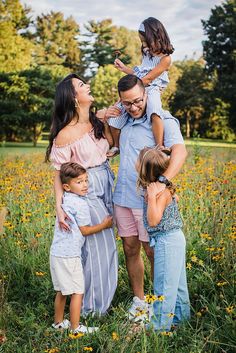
[{"left": 122, "top": 94, "right": 145, "bottom": 109}]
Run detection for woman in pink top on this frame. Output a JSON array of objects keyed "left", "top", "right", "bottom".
[{"left": 46, "top": 74, "right": 118, "bottom": 315}]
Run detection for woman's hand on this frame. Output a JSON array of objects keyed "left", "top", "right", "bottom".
[{"left": 57, "top": 207, "right": 71, "bottom": 231}]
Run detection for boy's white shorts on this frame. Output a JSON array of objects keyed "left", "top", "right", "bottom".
[{"left": 50, "top": 255, "right": 84, "bottom": 295}]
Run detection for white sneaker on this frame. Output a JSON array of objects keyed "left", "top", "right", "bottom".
[
  {"left": 70, "top": 324, "right": 99, "bottom": 334},
  {"left": 52, "top": 319, "right": 70, "bottom": 329},
  {"left": 128, "top": 296, "right": 149, "bottom": 323}
]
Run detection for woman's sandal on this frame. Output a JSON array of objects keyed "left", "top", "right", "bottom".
[{"left": 107, "top": 146, "right": 120, "bottom": 158}]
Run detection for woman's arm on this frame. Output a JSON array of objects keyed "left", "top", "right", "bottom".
[
  {"left": 96, "top": 108, "right": 114, "bottom": 147},
  {"left": 142, "top": 55, "right": 171, "bottom": 86},
  {"left": 146, "top": 184, "right": 168, "bottom": 227},
  {"left": 54, "top": 171, "right": 71, "bottom": 231},
  {"left": 103, "top": 121, "right": 113, "bottom": 147},
  {"left": 80, "top": 215, "right": 113, "bottom": 236}
]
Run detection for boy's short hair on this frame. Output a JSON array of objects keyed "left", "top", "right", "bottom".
[
  {"left": 60, "top": 162, "right": 86, "bottom": 184},
  {"left": 118, "top": 74, "right": 145, "bottom": 95}
]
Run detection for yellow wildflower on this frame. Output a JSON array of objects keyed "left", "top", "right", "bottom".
[
  {"left": 225, "top": 306, "right": 234, "bottom": 314},
  {"left": 35, "top": 271, "right": 46, "bottom": 276},
  {"left": 216, "top": 281, "right": 227, "bottom": 287},
  {"left": 112, "top": 332, "right": 119, "bottom": 340},
  {"left": 167, "top": 313, "right": 175, "bottom": 318},
  {"left": 191, "top": 255, "right": 198, "bottom": 263},
  {"left": 69, "top": 332, "right": 84, "bottom": 339},
  {"left": 186, "top": 263, "right": 192, "bottom": 270},
  {"left": 84, "top": 347, "right": 93, "bottom": 352},
  {"left": 157, "top": 295, "right": 165, "bottom": 302},
  {"left": 160, "top": 331, "right": 172, "bottom": 336}
]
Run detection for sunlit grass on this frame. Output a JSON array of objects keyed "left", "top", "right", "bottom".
[{"left": 0, "top": 147, "right": 235, "bottom": 352}]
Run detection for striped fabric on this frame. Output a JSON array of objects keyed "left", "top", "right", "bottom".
[{"left": 82, "top": 161, "right": 118, "bottom": 314}]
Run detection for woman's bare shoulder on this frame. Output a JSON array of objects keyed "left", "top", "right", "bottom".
[{"left": 54, "top": 127, "right": 72, "bottom": 146}]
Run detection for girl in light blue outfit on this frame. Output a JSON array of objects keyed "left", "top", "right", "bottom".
[
  {"left": 137, "top": 147, "right": 190, "bottom": 332},
  {"left": 107, "top": 17, "right": 174, "bottom": 157}
]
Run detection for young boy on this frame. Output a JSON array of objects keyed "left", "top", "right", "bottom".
[{"left": 50, "top": 162, "right": 113, "bottom": 334}]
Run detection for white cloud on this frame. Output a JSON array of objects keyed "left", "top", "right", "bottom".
[{"left": 23, "top": 0, "right": 223, "bottom": 59}]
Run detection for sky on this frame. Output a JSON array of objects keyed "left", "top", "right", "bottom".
[{"left": 23, "top": 0, "right": 223, "bottom": 60}]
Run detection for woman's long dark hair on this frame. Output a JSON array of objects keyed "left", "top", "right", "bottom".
[
  {"left": 45, "top": 73, "right": 104, "bottom": 162},
  {"left": 139, "top": 17, "right": 174, "bottom": 56}
]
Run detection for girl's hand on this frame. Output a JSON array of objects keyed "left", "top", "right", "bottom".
[
  {"left": 57, "top": 207, "right": 71, "bottom": 231},
  {"left": 105, "top": 104, "right": 122, "bottom": 119},
  {"left": 147, "top": 182, "right": 166, "bottom": 200},
  {"left": 114, "top": 58, "right": 126, "bottom": 72}
]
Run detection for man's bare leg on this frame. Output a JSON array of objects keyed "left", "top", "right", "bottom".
[{"left": 122, "top": 236, "right": 144, "bottom": 299}]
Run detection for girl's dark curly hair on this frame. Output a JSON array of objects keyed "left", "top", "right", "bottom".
[{"left": 139, "top": 17, "right": 174, "bottom": 56}]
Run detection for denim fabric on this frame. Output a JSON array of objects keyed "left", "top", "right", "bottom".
[{"left": 150, "top": 229, "right": 190, "bottom": 331}]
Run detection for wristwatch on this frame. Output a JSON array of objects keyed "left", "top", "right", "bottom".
[{"left": 157, "top": 175, "right": 171, "bottom": 187}]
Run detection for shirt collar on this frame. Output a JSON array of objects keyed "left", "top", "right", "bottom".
[{"left": 127, "top": 113, "right": 148, "bottom": 125}]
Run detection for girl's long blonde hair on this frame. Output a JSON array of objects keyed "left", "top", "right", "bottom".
[{"left": 137, "top": 147, "right": 176, "bottom": 195}]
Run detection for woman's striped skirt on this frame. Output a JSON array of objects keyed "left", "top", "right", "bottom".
[{"left": 82, "top": 161, "right": 118, "bottom": 314}]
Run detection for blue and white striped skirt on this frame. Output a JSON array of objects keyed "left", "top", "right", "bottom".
[{"left": 82, "top": 161, "right": 118, "bottom": 314}]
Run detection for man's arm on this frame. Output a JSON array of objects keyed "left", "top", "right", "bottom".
[{"left": 163, "top": 144, "right": 187, "bottom": 180}]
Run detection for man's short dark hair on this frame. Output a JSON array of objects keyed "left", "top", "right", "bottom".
[
  {"left": 118, "top": 74, "right": 145, "bottom": 96},
  {"left": 60, "top": 162, "right": 86, "bottom": 184}
]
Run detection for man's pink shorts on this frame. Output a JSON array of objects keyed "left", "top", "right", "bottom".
[{"left": 114, "top": 204, "right": 149, "bottom": 242}]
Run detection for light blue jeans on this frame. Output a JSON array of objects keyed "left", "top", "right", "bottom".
[{"left": 150, "top": 229, "right": 190, "bottom": 331}]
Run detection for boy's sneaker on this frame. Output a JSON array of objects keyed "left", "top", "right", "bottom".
[
  {"left": 52, "top": 319, "right": 70, "bottom": 329},
  {"left": 70, "top": 324, "right": 99, "bottom": 334},
  {"left": 128, "top": 296, "right": 149, "bottom": 323}
]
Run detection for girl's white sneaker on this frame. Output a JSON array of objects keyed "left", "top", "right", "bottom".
[
  {"left": 70, "top": 324, "right": 99, "bottom": 334},
  {"left": 52, "top": 319, "right": 70, "bottom": 329}
]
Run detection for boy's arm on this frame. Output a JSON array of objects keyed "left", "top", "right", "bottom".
[
  {"left": 79, "top": 215, "right": 113, "bottom": 236},
  {"left": 142, "top": 55, "right": 171, "bottom": 86}
]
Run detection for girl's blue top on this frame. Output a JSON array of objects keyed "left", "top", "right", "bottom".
[{"left": 143, "top": 196, "right": 183, "bottom": 245}]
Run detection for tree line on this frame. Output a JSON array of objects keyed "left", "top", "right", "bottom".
[{"left": 0, "top": 0, "right": 235, "bottom": 145}]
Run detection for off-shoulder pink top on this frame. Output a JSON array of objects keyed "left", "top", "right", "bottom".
[{"left": 50, "top": 129, "right": 109, "bottom": 170}]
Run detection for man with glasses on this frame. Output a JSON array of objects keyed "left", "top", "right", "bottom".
[{"left": 106, "top": 74, "right": 187, "bottom": 322}]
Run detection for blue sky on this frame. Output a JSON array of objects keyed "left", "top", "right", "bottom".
[{"left": 23, "top": 0, "right": 223, "bottom": 60}]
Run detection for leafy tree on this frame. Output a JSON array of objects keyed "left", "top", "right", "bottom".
[
  {"left": 110, "top": 26, "right": 140, "bottom": 67},
  {"left": 171, "top": 59, "right": 211, "bottom": 138},
  {"left": 202, "top": 0, "right": 236, "bottom": 130},
  {"left": 161, "top": 63, "right": 182, "bottom": 110},
  {"left": 206, "top": 98, "right": 235, "bottom": 141},
  {"left": 82, "top": 19, "right": 131, "bottom": 76},
  {"left": 33, "top": 11, "right": 82, "bottom": 74},
  {"left": 0, "top": 68, "right": 59, "bottom": 145},
  {"left": 0, "top": 0, "right": 33, "bottom": 72},
  {"left": 90, "top": 65, "right": 124, "bottom": 109}
]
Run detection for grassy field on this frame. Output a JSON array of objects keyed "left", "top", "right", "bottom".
[{"left": 0, "top": 144, "right": 235, "bottom": 352}]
